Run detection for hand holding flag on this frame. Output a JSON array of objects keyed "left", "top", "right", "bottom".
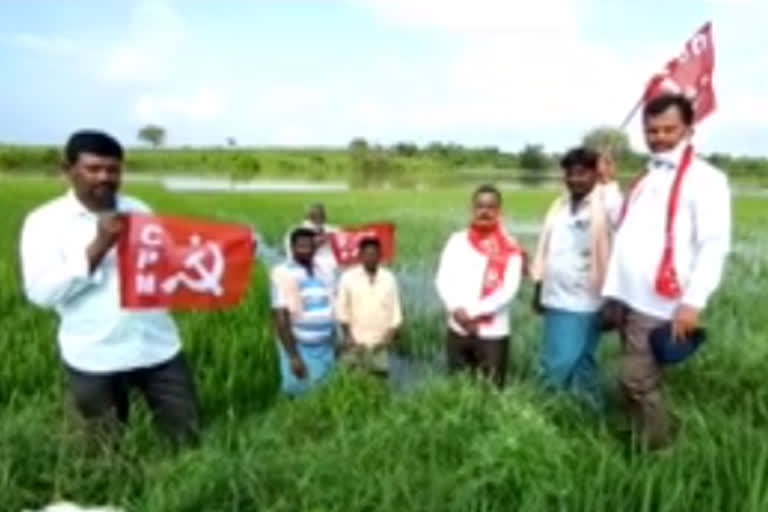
[{"left": 117, "top": 214, "right": 256, "bottom": 310}]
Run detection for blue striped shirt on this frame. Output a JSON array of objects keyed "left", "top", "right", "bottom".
[{"left": 270, "top": 260, "right": 335, "bottom": 343}]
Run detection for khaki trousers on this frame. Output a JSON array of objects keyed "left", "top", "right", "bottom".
[{"left": 619, "top": 308, "right": 673, "bottom": 448}]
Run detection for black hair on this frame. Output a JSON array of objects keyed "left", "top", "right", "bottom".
[
  {"left": 64, "top": 130, "right": 124, "bottom": 166},
  {"left": 560, "top": 147, "right": 599, "bottom": 171},
  {"left": 643, "top": 93, "right": 695, "bottom": 126},
  {"left": 307, "top": 203, "right": 326, "bottom": 214},
  {"left": 290, "top": 227, "right": 317, "bottom": 247},
  {"left": 472, "top": 183, "right": 502, "bottom": 205},
  {"left": 358, "top": 236, "right": 381, "bottom": 252}
]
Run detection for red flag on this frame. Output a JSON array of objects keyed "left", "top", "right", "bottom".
[
  {"left": 117, "top": 213, "right": 256, "bottom": 310},
  {"left": 329, "top": 222, "right": 396, "bottom": 266},
  {"left": 643, "top": 22, "right": 716, "bottom": 123}
]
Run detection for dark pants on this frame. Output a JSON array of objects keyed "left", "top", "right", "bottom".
[
  {"left": 445, "top": 329, "right": 510, "bottom": 388},
  {"left": 65, "top": 352, "right": 201, "bottom": 445}
]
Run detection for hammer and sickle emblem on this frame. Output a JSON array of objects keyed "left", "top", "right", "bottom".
[{"left": 161, "top": 234, "right": 226, "bottom": 296}]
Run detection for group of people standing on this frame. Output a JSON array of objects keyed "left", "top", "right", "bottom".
[
  {"left": 268, "top": 93, "right": 731, "bottom": 451},
  {"left": 18, "top": 92, "right": 731, "bottom": 452}
]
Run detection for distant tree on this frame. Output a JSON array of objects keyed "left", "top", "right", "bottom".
[
  {"left": 138, "top": 124, "right": 166, "bottom": 148},
  {"left": 519, "top": 143, "right": 550, "bottom": 186},
  {"left": 350, "top": 151, "right": 405, "bottom": 188},
  {"left": 231, "top": 156, "right": 261, "bottom": 181},
  {"left": 393, "top": 142, "right": 419, "bottom": 157},
  {"left": 349, "top": 137, "right": 369, "bottom": 153},
  {"left": 519, "top": 144, "right": 549, "bottom": 170},
  {"left": 582, "top": 126, "right": 631, "bottom": 159},
  {"left": 425, "top": 141, "right": 447, "bottom": 156},
  {"left": 708, "top": 152, "right": 731, "bottom": 169},
  {"left": 226, "top": 137, "right": 237, "bottom": 147}
]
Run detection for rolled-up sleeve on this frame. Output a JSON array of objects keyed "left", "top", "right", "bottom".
[{"left": 19, "top": 213, "right": 103, "bottom": 309}]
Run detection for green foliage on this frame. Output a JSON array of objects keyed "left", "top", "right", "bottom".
[
  {"left": 582, "top": 126, "right": 632, "bottom": 159},
  {"left": 519, "top": 143, "right": 550, "bottom": 185},
  {"left": 393, "top": 141, "right": 419, "bottom": 157},
  {"left": 230, "top": 155, "right": 262, "bottom": 181},
  {"left": 138, "top": 124, "right": 166, "bottom": 148},
  {"left": 349, "top": 150, "right": 406, "bottom": 188},
  {"left": 0, "top": 142, "right": 766, "bottom": 187},
  {"left": 1, "top": 180, "right": 768, "bottom": 510},
  {"left": 348, "top": 137, "right": 369, "bottom": 153}
]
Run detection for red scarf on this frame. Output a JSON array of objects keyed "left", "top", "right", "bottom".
[
  {"left": 467, "top": 219, "right": 521, "bottom": 323},
  {"left": 617, "top": 144, "right": 694, "bottom": 300}
]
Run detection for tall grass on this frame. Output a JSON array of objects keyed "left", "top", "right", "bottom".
[{"left": 1, "top": 178, "right": 766, "bottom": 511}]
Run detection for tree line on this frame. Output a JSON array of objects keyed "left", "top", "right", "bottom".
[{"left": 0, "top": 124, "right": 765, "bottom": 187}]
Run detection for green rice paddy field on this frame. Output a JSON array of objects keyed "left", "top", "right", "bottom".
[{"left": 1, "top": 177, "right": 767, "bottom": 511}]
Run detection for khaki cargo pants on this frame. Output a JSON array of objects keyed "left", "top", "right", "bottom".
[{"left": 619, "top": 308, "right": 673, "bottom": 449}]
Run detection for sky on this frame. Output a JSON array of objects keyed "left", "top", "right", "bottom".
[{"left": 1, "top": 0, "right": 767, "bottom": 156}]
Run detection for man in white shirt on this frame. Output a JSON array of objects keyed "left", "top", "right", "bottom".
[
  {"left": 283, "top": 203, "right": 340, "bottom": 291},
  {"left": 602, "top": 94, "right": 731, "bottom": 449},
  {"left": 530, "top": 147, "right": 623, "bottom": 411},
  {"left": 19, "top": 130, "right": 200, "bottom": 445},
  {"left": 435, "top": 184, "right": 524, "bottom": 388}
]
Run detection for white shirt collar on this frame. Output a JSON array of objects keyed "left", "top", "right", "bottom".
[{"left": 648, "top": 142, "right": 688, "bottom": 172}]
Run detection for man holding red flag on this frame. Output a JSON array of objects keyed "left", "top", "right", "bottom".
[
  {"left": 601, "top": 94, "right": 731, "bottom": 449},
  {"left": 435, "top": 184, "right": 524, "bottom": 388},
  {"left": 19, "top": 130, "right": 200, "bottom": 445}
]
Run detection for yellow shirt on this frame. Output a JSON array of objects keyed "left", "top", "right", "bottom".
[{"left": 336, "top": 265, "right": 402, "bottom": 347}]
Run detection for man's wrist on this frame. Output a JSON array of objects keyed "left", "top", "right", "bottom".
[{"left": 678, "top": 302, "right": 702, "bottom": 314}]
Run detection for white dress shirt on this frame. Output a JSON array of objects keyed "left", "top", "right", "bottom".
[
  {"left": 19, "top": 190, "right": 182, "bottom": 373},
  {"left": 541, "top": 183, "right": 624, "bottom": 313},
  {"left": 601, "top": 146, "right": 731, "bottom": 320},
  {"left": 435, "top": 229, "right": 523, "bottom": 338}
]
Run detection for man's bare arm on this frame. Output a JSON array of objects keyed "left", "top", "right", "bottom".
[{"left": 273, "top": 309, "right": 299, "bottom": 357}]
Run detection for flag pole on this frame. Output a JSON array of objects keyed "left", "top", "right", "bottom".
[{"left": 619, "top": 92, "right": 645, "bottom": 131}]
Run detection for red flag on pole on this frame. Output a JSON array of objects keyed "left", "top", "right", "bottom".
[
  {"left": 643, "top": 22, "right": 716, "bottom": 123},
  {"left": 117, "top": 214, "right": 256, "bottom": 310},
  {"left": 329, "top": 222, "right": 396, "bottom": 266}
]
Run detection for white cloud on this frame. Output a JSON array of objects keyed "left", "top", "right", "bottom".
[
  {"left": 102, "top": 0, "right": 186, "bottom": 85},
  {"left": 350, "top": 0, "right": 768, "bottom": 154},
  {"left": 135, "top": 88, "right": 229, "bottom": 122}
]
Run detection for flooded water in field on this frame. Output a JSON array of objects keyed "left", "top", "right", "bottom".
[{"left": 162, "top": 176, "right": 349, "bottom": 193}]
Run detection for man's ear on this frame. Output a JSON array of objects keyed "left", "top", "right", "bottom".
[{"left": 60, "top": 161, "right": 74, "bottom": 185}]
